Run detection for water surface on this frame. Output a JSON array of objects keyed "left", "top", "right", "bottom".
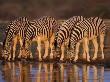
[{"left": 0, "top": 61, "right": 110, "bottom": 82}]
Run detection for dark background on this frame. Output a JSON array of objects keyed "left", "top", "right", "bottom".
[
  {"left": 0, "top": 0, "right": 110, "bottom": 60},
  {"left": 0, "top": 0, "right": 110, "bottom": 20}
]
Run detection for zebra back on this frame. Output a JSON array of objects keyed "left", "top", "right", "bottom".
[{"left": 24, "top": 16, "right": 59, "bottom": 41}]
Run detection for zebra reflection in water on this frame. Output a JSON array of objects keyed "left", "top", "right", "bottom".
[{"left": 1, "top": 62, "right": 104, "bottom": 82}]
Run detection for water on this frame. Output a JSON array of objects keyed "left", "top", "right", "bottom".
[{"left": 0, "top": 62, "right": 110, "bottom": 82}]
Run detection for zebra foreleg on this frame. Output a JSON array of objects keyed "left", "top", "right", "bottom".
[
  {"left": 50, "top": 34, "right": 55, "bottom": 59},
  {"left": 18, "top": 38, "right": 23, "bottom": 59},
  {"left": 74, "top": 42, "right": 80, "bottom": 62},
  {"left": 12, "top": 36, "right": 17, "bottom": 61},
  {"left": 84, "top": 38, "right": 90, "bottom": 62},
  {"left": 37, "top": 37, "right": 42, "bottom": 61},
  {"left": 60, "top": 43, "right": 65, "bottom": 61},
  {"left": 82, "top": 40, "right": 86, "bottom": 59},
  {"left": 43, "top": 40, "right": 49, "bottom": 59},
  {"left": 92, "top": 38, "right": 98, "bottom": 60}
]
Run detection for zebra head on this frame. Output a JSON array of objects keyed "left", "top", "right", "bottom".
[
  {"left": 66, "top": 48, "right": 75, "bottom": 60},
  {"left": 21, "top": 39, "right": 33, "bottom": 59},
  {"left": 53, "top": 38, "right": 62, "bottom": 58},
  {"left": 2, "top": 42, "right": 11, "bottom": 60},
  {"left": 66, "top": 41, "right": 76, "bottom": 60},
  {"left": 23, "top": 48, "right": 32, "bottom": 59}
]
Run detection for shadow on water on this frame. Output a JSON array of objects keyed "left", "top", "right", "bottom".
[{"left": 0, "top": 62, "right": 110, "bottom": 82}]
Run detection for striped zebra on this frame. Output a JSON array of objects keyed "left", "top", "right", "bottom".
[
  {"left": 68, "top": 17, "right": 106, "bottom": 62},
  {"left": 22, "top": 16, "right": 59, "bottom": 61},
  {"left": 54, "top": 16, "right": 85, "bottom": 61},
  {"left": 2, "top": 17, "right": 30, "bottom": 61}
]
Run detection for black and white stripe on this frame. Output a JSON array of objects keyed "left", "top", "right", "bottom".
[
  {"left": 2, "top": 17, "right": 29, "bottom": 61},
  {"left": 68, "top": 17, "right": 106, "bottom": 62},
  {"left": 23, "top": 16, "right": 59, "bottom": 61},
  {"left": 54, "top": 16, "right": 85, "bottom": 61}
]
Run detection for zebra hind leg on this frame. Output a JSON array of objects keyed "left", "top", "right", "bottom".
[
  {"left": 100, "top": 34, "right": 105, "bottom": 59},
  {"left": 50, "top": 34, "right": 55, "bottom": 60}
]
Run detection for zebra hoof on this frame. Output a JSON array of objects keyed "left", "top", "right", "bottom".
[
  {"left": 23, "top": 56, "right": 28, "bottom": 59},
  {"left": 50, "top": 53, "right": 53, "bottom": 59},
  {"left": 29, "top": 56, "right": 33, "bottom": 59},
  {"left": 72, "top": 59, "right": 78, "bottom": 63},
  {"left": 73, "top": 60, "right": 77, "bottom": 63},
  {"left": 87, "top": 59, "right": 90, "bottom": 62},
  {"left": 12, "top": 58, "right": 15, "bottom": 61},
  {"left": 43, "top": 55, "right": 48, "bottom": 59},
  {"left": 39, "top": 58, "right": 42, "bottom": 62},
  {"left": 17, "top": 55, "right": 21, "bottom": 59},
  {"left": 7, "top": 58, "right": 11, "bottom": 62},
  {"left": 101, "top": 56, "right": 104, "bottom": 60},
  {"left": 50, "top": 56, "right": 53, "bottom": 60},
  {"left": 91, "top": 57, "right": 97, "bottom": 61},
  {"left": 59, "top": 58, "right": 66, "bottom": 63}
]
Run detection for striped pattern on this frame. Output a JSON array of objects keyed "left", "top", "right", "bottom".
[
  {"left": 68, "top": 17, "right": 106, "bottom": 62},
  {"left": 54, "top": 16, "right": 85, "bottom": 61},
  {"left": 2, "top": 17, "right": 29, "bottom": 61},
  {"left": 23, "top": 16, "right": 59, "bottom": 61}
]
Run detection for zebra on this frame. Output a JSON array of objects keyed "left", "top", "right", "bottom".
[
  {"left": 68, "top": 17, "right": 106, "bottom": 62},
  {"left": 54, "top": 16, "right": 85, "bottom": 61},
  {"left": 22, "top": 16, "right": 59, "bottom": 61},
  {"left": 2, "top": 17, "right": 30, "bottom": 61}
]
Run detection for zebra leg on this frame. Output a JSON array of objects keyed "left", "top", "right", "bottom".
[
  {"left": 18, "top": 38, "right": 23, "bottom": 58},
  {"left": 43, "top": 40, "right": 49, "bottom": 59},
  {"left": 100, "top": 34, "right": 105, "bottom": 59},
  {"left": 92, "top": 38, "right": 98, "bottom": 60},
  {"left": 84, "top": 38, "right": 90, "bottom": 62},
  {"left": 37, "top": 37, "right": 42, "bottom": 61},
  {"left": 82, "top": 40, "right": 86, "bottom": 59},
  {"left": 60, "top": 43, "right": 65, "bottom": 61},
  {"left": 50, "top": 34, "right": 55, "bottom": 59},
  {"left": 74, "top": 42, "right": 80, "bottom": 62},
  {"left": 12, "top": 36, "right": 17, "bottom": 61}
]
